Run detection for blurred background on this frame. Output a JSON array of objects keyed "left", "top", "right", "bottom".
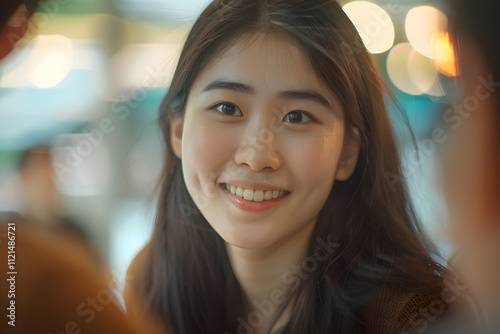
[{"left": 0, "top": 0, "right": 458, "bottom": 292}]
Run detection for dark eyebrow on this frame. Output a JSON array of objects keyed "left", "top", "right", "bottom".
[
  {"left": 201, "top": 79, "right": 332, "bottom": 109},
  {"left": 201, "top": 80, "right": 255, "bottom": 94},
  {"left": 277, "top": 90, "right": 331, "bottom": 109}
]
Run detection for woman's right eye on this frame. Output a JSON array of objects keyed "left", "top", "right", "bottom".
[{"left": 214, "top": 102, "right": 243, "bottom": 116}]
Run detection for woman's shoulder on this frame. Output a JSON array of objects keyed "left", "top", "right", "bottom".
[{"left": 366, "top": 283, "right": 447, "bottom": 334}]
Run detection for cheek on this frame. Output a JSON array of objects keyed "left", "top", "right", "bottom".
[
  {"left": 183, "top": 120, "right": 231, "bottom": 175},
  {"left": 182, "top": 117, "right": 246, "bottom": 205},
  {"left": 284, "top": 133, "right": 343, "bottom": 187}
]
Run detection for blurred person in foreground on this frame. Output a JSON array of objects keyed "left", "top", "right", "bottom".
[
  {"left": 19, "top": 147, "right": 90, "bottom": 237},
  {"left": 0, "top": 2, "right": 164, "bottom": 333},
  {"left": 430, "top": 0, "right": 500, "bottom": 332}
]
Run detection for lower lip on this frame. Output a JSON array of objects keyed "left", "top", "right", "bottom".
[{"left": 220, "top": 184, "right": 290, "bottom": 212}]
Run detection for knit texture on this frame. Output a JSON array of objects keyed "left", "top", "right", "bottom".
[{"left": 366, "top": 283, "right": 446, "bottom": 333}]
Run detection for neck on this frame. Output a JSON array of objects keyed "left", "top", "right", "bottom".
[{"left": 225, "top": 221, "right": 316, "bottom": 333}]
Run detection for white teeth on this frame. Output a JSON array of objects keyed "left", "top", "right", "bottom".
[
  {"left": 243, "top": 188, "right": 254, "bottom": 200},
  {"left": 264, "top": 190, "right": 272, "bottom": 200},
  {"left": 224, "top": 183, "right": 288, "bottom": 202},
  {"left": 253, "top": 190, "right": 264, "bottom": 202}
]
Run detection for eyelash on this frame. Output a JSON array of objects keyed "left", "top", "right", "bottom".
[{"left": 210, "top": 102, "right": 318, "bottom": 124}]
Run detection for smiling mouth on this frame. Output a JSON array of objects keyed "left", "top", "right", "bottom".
[{"left": 220, "top": 183, "right": 290, "bottom": 202}]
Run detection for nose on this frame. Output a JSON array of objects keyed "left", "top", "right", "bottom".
[{"left": 234, "top": 122, "right": 282, "bottom": 171}]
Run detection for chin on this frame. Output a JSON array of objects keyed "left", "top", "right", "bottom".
[
  {"left": 218, "top": 225, "right": 279, "bottom": 250},
  {"left": 226, "top": 239, "right": 274, "bottom": 250}
]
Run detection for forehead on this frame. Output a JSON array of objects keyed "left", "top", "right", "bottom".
[{"left": 190, "top": 30, "right": 335, "bottom": 101}]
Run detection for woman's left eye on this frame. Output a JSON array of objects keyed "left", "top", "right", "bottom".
[{"left": 283, "top": 111, "right": 313, "bottom": 124}]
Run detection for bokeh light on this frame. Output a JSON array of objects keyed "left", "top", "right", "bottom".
[
  {"left": 111, "top": 43, "right": 181, "bottom": 91},
  {"left": 408, "top": 49, "right": 443, "bottom": 97},
  {"left": 343, "top": 1, "right": 395, "bottom": 54},
  {"left": 29, "top": 35, "right": 74, "bottom": 88},
  {"left": 387, "top": 42, "right": 444, "bottom": 96},
  {"left": 433, "top": 32, "right": 458, "bottom": 77},
  {"left": 405, "top": 6, "right": 447, "bottom": 59},
  {"left": 387, "top": 43, "right": 423, "bottom": 95}
]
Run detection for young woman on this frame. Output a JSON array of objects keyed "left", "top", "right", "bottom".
[{"left": 125, "top": 0, "right": 447, "bottom": 333}]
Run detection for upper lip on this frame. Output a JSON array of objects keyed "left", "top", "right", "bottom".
[{"left": 221, "top": 180, "right": 290, "bottom": 192}]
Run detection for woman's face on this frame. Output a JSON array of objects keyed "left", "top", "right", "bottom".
[{"left": 172, "top": 31, "right": 359, "bottom": 249}]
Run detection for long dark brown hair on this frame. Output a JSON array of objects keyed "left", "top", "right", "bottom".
[{"left": 133, "top": 0, "right": 444, "bottom": 333}]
